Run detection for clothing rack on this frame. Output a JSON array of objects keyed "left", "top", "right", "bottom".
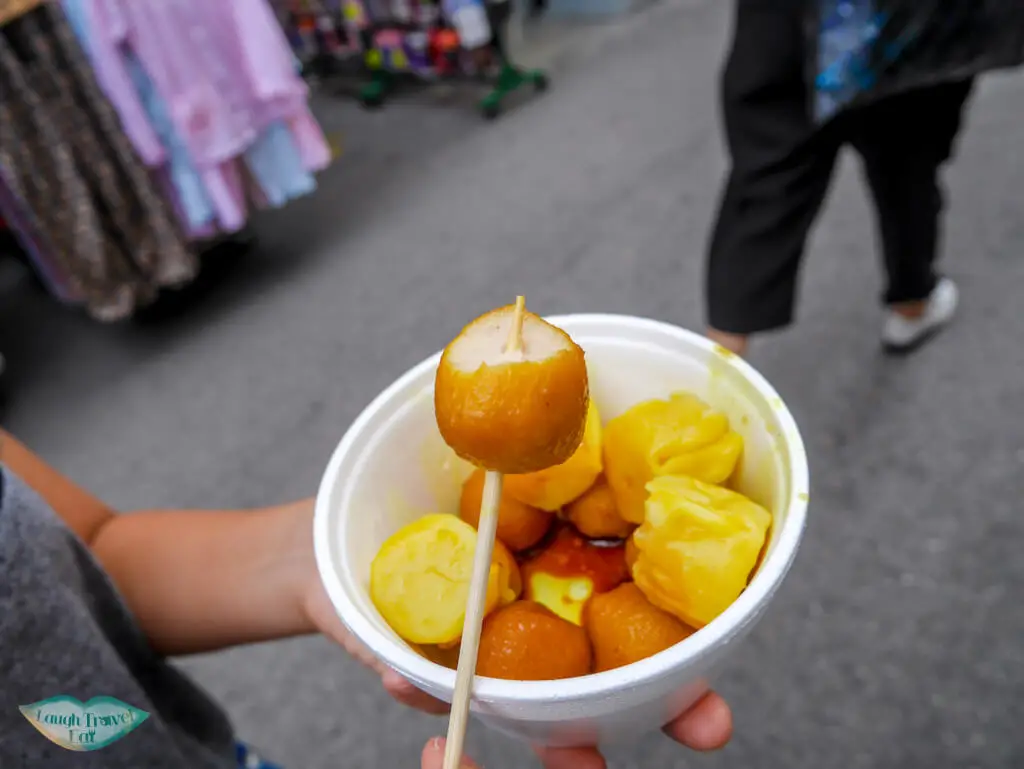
[{"left": 0, "top": 0, "right": 332, "bottom": 322}]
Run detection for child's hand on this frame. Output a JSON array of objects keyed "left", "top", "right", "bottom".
[
  {"left": 300, "top": 516, "right": 732, "bottom": 766},
  {"left": 419, "top": 693, "right": 731, "bottom": 769},
  {"left": 422, "top": 738, "right": 478, "bottom": 769},
  {"left": 303, "top": 577, "right": 451, "bottom": 715}
]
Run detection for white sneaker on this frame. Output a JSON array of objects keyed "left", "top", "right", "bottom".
[{"left": 882, "top": 277, "right": 959, "bottom": 353}]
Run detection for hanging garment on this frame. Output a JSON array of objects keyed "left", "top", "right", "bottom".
[
  {"left": 36, "top": 3, "right": 198, "bottom": 288},
  {"left": 0, "top": 6, "right": 197, "bottom": 320},
  {"left": 62, "top": 0, "right": 221, "bottom": 236},
  {"left": 282, "top": 110, "right": 332, "bottom": 174},
  {"left": 86, "top": 0, "right": 329, "bottom": 230},
  {"left": 59, "top": 0, "right": 165, "bottom": 166},
  {"left": 243, "top": 122, "right": 316, "bottom": 207},
  {"left": 124, "top": 49, "right": 226, "bottom": 234},
  {"left": 86, "top": 0, "right": 249, "bottom": 231},
  {"left": 225, "top": 0, "right": 310, "bottom": 125},
  {"left": 182, "top": 0, "right": 332, "bottom": 177},
  {"left": 0, "top": 166, "right": 82, "bottom": 303}
]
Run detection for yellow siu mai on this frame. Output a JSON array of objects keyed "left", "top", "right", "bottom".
[
  {"left": 503, "top": 400, "right": 603, "bottom": 512},
  {"left": 603, "top": 392, "right": 743, "bottom": 524}
]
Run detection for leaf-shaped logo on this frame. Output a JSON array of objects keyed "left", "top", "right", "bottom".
[{"left": 19, "top": 695, "right": 149, "bottom": 751}]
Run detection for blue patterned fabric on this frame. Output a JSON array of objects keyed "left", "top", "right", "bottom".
[
  {"left": 814, "top": 0, "right": 886, "bottom": 122},
  {"left": 237, "top": 742, "right": 285, "bottom": 769},
  {"left": 812, "top": 0, "right": 1024, "bottom": 123}
]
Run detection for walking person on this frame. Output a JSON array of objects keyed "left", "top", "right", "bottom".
[{"left": 705, "top": 0, "right": 974, "bottom": 357}]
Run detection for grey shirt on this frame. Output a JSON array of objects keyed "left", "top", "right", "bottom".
[{"left": 0, "top": 467, "right": 237, "bottom": 768}]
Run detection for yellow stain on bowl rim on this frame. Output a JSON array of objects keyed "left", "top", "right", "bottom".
[
  {"left": 797, "top": 492, "right": 809, "bottom": 503},
  {"left": 713, "top": 344, "right": 737, "bottom": 360},
  {"left": 703, "top": 346, "right": 786, "bottom": 518}
]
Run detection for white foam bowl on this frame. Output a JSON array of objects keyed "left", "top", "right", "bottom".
[{"left": 314, "top": 314, "right": 808, "bottom": 747}]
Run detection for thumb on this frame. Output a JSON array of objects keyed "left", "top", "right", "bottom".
[{"left": 422, "top": 738, "right": 481, "bottom": 769}]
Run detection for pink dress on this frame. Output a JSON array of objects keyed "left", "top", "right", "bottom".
[{"left": 88, "top": 0, "right": 329, "bottom": 231}]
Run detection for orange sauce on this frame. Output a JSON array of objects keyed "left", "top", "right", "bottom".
[
  {"left": 521, "top": 525, "right": 630, "bottom": 591},
  {"left": 518, "top": 524, "right": 630, "bottom": 625}
]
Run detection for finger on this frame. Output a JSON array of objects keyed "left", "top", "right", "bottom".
[
  {"left": 341, "top": 636, "right": 388, "bottom": 676},
  {"left": 663, "top": 692, "right": 733, "bottom": 752},
  {"left": 422, "top": 737, "right": 481, "bottom": 769},
  {"left": 383, "top": 670, "right": 451, "bottom": 716},
  {"left": 306, "top": 590, "right": 390, "bottom": 676},
  {"left": 532, "top": 746, "right": 607, "bottom": 769}
]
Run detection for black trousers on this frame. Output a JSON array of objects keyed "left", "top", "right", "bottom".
[{"left": 705, "top": 1, "right": 974, "bottom": 335}]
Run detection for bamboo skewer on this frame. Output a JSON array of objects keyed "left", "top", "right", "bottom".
[
  {"left": 442, "top": 296, "right": 526, "bottom": 769},
  {"left": 441, "top": 470, "right": 502, "bottom": 769},
  {"left": 505, "top": 295, "right": 526, "bottom": 354}
]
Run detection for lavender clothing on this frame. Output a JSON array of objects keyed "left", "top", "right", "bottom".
[
  {"left": 63, "top": 0, "right": 219, "bottom": 235},
  {"left": 82, "top": 0, "right": 330, "bottom": 231},
  {"left": 62, "top": 0, "right": 165, "bottom": 167},
  {"left": 97, "top": 0, "right": 316, "bottom": 164}
]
